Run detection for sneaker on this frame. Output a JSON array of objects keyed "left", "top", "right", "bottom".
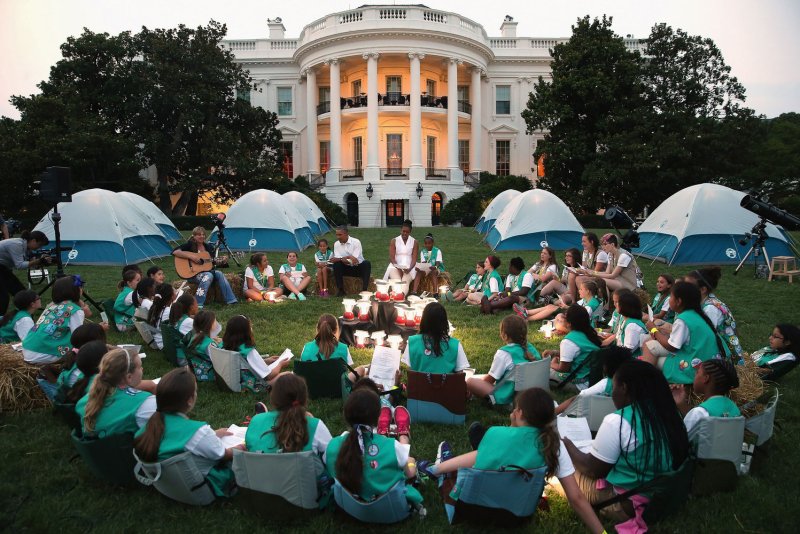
[
  {"left": 416, "top": 459, "right": 438, "bottom": 479},
  {"left": 289, "top": 293, "right": 297, "bottom": 300},
  {"left": 468, "top": 422, "right": 486, "bottom": 451},
  {"left": 436, "top": 440, "right": 454, "bottom": 464},
  {"left": 393, "top": 405, "right": 411, "bottom": 437},
  {"left": 254, "top": 402, "right": 268, "bottom": 414},
  {"left": 513, "top": 303, "right": 528, "bottom": 319},
  {"left": 377, "top": 406, "right": 392, "bottom": 436},
  {"left": 298, "top": 293, "right": 307, "bottom": 301}
]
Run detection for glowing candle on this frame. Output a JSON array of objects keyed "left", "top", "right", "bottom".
[
  {"left": 370, "top": 330, "right": 386, "bottom": 346},
  {"left": 391, "top": 280, "right": 406, "bottom": 301},
  {"left": 387, "top": 334, "right": 403, "bottom": 350},
  {"left": 404, "top": 308, "right": 417, "bottom": 326},
  {"left": 375, "top": 280, "right": 391, "bottom": 302},
  {"left": 354, "top": 330, "right": 370, "bottom": 348},
  {"left": 359, "top": 291, "right": 373, "bottom": 301},
  {"left": 439, "top": 285, "right": 449, "bottom": 297},
  {"left": 395, "top": 304, "right": 409, "bottom": 325},
  {"left": 342, "top": 299, "right": 356, "bottom": 320},
  {"left": 266, "top": 291, "right": 276, "bottom": 302},
  {"left": 357, "top": 300, "right": 371, "bottom": 321},
  {"left": 543, "top": 320, "right": 554, "bottom": 339}
]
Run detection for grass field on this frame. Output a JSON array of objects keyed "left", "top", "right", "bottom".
[{"left": 1, "top": 226, "right": 798, "bottom": 533}]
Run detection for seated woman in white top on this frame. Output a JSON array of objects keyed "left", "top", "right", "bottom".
[
  {"left": 576, "top": 234, "right": 637, "bottom": 294},
  {"left": 527, "top": 247, "right": 560, "bottom": 294},
  {"left": 569, "top": 233, "right": 608, "bottom": 299},
  {"left": 383, "top": 220, "right": 418, "bottom": 282},
  {"left": 243, "top": 253, "right": 278, "bottom": 302}
]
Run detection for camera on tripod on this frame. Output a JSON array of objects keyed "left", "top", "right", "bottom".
[
  {"left": 604, "top": 206, "right": 641, "bottom": 250},
  {"left": 30, "top": 246, "right": 74, "bottom": 266}
]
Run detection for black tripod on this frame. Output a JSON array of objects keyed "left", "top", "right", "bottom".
[
  {"left": 734, "top": 218, "right": 771, "bottom": 278},
  {"left": 213, "top": 222, "right": 241, "bottom": 268},
  {"left": 36, "top": 204, "right": 103, "bottom": 313}
]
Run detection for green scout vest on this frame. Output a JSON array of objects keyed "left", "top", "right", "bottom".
[
  {"left": 493, "top": 342, "right": 542, "bottom": 406},
  {"left": 606, "top": 405, "right": 674, "bottom": 493},
  {"left": 315, "top": 250, "right": 332, "bottom": 263},
  {"left": 420, "top": 246, "right": 445, "bottom": 271},
  {"left": 473, "top": 426, "right": 546, "bottom": 471},
  {"left": 652, "top": 293, "right": 675, "bottom": 323},
  {"left": 466, "top": 273, "right": 480, "bottom": 290},
  {"left": 507, "top": 273, "right": 525, "bottom": 292},
  {"left": 580, "top": 297, "right": 601, "bottom": 327},
  {"left": 280, "top": 263, "right": 306, "bottom": 287},
  {"left": 482, "top": 270, "right": 503, "bottom": 297},
  {"left": 76, "top": 387, "right": 151, "bottom": 436},
  {"left": 0, "top": 310, "right": 31, "bottom": 342},
  {"left": 245, "top": 411, "right": 321, "bottom": 453},
  {"left": 407, "top": 334, "right": 461, "bottom": 373},
  {"left": 699, "top": 396, "right": 741, "bottom": 418},
  {"left": 751, "top": 347, "right": 794, "bottom": 367},
  {"left": 326, "top": 432, "right": 423, "bottom": 504},
  {"left": 300, "top": 340, "right": 349, "bottom": 362},
  {"left": 564, "top": 331, "right": 599, "bottom": 383},
  {"left": 663, "top": 310, "right": 721, "bottom": 384},
  {"left": 173, "top": 315, "right": 192, "bottom": 359},
  {"left": 184, "top": 332, "right": 215, "bottom": 362},
  {"left": 23, "top": 302, "right": 81, "bottom": 358},
  {"left": 135, "top": 413, "right": 206, "bottom": 461},
  {"left": 474, "top": 273, "right": 485, "bottom": 291},
  {"left": 56, "top": 362, "right": 83, "bottom": 389},
  {"left": 618, "top": 317, "right": 646, "bottom": 358},
  {"left": 114, "top": 286, "right": 136, "bottom": 327}
]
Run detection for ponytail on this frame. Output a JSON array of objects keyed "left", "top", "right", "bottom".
[
  {"left": 314, "top": 314, "right": 339, "bottom": 359},
  {"left": 188, "top": 310, "right": 216, "bottom": 351},
  {"left": 336, "top": 389, "right": 381, "bottom": 495},
  {"left": 169, "top": 293, "right": 196, "bottom": 325},
  {"left": 83, "top": 349, "right": 137, "bottom": 433},
  {"left": 672, "top": 281, "right": 726, "bottom": 358},
  {"left": 500, "top": 315, "right": 536, "bottom": 361},
  {"left": 134, "top": 368, "right": 196, "bottom": 462},
  {"left": 516, "top": 388, "right": 559, "bottom": 479},
  {"left": 118, "top": 269, "right": 139, "bottom": 291},
  {"left": 147, "top": 283, "right": 174, "bottom": 327},
  {"left": 264, "top": 374, "right": 310, "bottom": 452},
  {"left": 565, "top": 305, "right": 602, "bottom": 347}
]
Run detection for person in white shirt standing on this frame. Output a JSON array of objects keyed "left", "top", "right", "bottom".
[
  {"left": 383, "top": 219, "right": 418, "bottom": 283},
  {"left": 331, "top": 226, "right": 372, "bottom": 296}
]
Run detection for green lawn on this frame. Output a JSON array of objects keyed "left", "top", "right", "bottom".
[{"left": 1, "top": 227, "right": 798, "bottom": 533}]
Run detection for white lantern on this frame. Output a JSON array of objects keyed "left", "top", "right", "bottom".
[
  {"left": 342, "top": 299, "right": 356, "bottom": 320},
  {"left": 359, "top": 291, "right": 373, "bottom": 301},
  {"left": 390, "top": 279, "right": 406, "bottom": 301},
  {"left": 370, "top": 330, "right": 386, "bottom": 346},
  {"left": 394, "top": 304, "right": 410, "bottom": 325},
  {"left": 387, "top": 334, "right": 403, "bottom": 350},
  {"left": 357, "top": 300, "right": 371, "bottom": 321},
  {"left": 354, "top": 330, "right": 370, "bottom": 348},
  {"left": 266, "top": 291, "right": 277, "bottom": 302},
  {"left": 404, "top": 308, "right": 417, "bottom": 326},
  {"left": 439, "top": 285, "right": 449, "bottom": 297},
  {"left": 413, "top": 302, "right": 426, "bottom": 325},
  {"left": 375, "top": 280, "right": 392, "bottom": 302},
  {"left": 542, "top": 320, "right": 554, "bottom": 339}
]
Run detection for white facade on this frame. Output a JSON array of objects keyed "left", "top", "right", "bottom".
[{"left": 224, "top": 6, "right": 642, "bottom": 227}]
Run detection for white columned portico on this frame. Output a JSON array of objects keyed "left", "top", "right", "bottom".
[
  {"left": 447, "top": 57, "right": 461, "bottom": 172},
  {"left": 408, "top": 52, "right": 424, "bottom": 180},
  {"left": 470, "top": 67, "right": 483, "bottom": 174},
  {"left": 305, "top": 67, "right": 319, "bottom": 174},
  {"left": 364, "top": 52, "right": 380, "bottom": 180},
  {"left": 329, "top": 58, "right": 341, "bottom": 181}
]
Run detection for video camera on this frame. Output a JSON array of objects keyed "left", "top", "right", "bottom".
[{"left": 30, "top": 247, "right": 73, "bottom": 266}]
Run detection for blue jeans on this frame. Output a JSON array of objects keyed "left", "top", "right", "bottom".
[
  {"left": 37, "top": 378, "right": 58, "bottom": 401},
  {"left": 191, "top": 270, "right": 237, "bottom": 306}
]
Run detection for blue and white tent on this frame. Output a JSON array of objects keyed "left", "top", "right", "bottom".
[
  {"left": 117, "top": 191, "right": 182, "bottom": 242},
  {"left": 633, "top": 183, "right": 794, "bottom": 265},
  {"left": 33, "top": 188, "right": 172, "bottom": 265},
  {"left": 210, "top": 189, "right": 314, "bottom": 252},
  {"left": 486, "top": 189, "right": 584, "bottom": 251},
  {"left": 283, "top": 191, "right": 332, "bottom": 236},
  {"left": 475, "top": 189, "right": 519, "bottom": 235}
]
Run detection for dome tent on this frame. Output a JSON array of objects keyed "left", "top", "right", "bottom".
[
  {"left": 209, "top": 189, "right": 314, "bottom": 252},
  {"left": 486, "top": 189, "right": 584, "bottom": 251},
  {"left": 33, "top": 188, "right": 172, "bottom": 265},
  {"left": 282, "top": 191, "right": 332, "bottom": 236},
  {"left": 475, "top": 189, "right": 519, "bottom": 235},
  {"left": 117, "top": 191, "right": 182, "bottom": 242},
  {"left": 633, "top": 183, "right": 794, "bottom": 265}
]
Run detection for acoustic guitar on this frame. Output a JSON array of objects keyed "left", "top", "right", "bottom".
[{"left": 174, "top": 249, "right": 225, "bottom": 280}]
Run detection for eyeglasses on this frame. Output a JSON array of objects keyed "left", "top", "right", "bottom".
[{"left": 769, "top": 333, "right": 785, "bottom": 340}]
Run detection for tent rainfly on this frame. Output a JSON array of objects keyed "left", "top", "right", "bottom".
[
  {"left": 486, "top": 189, "right": 584, "bottom": 251},
  {"left": 33, "top": 188, "right": 173, "bottom": 265},
  {"left": 282, "top": 191, "right": 332, "bottom": 236},
  {"left": 475, "top": 189, "right": 519, "bottom": 235},
  {"left": 633, "top": 183, "right": 794, "bottom": 265},
  {"left": 210, "top": 189, "right": 314, "bottom": 252},
  {"left": 117, "top": 191, "right": 182, "bottom": 242}
]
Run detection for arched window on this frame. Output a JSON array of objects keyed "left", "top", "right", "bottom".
[
  {"left": 346, "top": 193, "right": 359, "bottom": 227},
  {"left": 431, "top": 192, "right": 444, "bottom": 226}
]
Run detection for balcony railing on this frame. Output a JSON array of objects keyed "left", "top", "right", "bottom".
[
  {"left": 341, "top": 168, "right": 364, "bottom": 180},
  {"left": 378, "top": 92, "right": 410, "bottom": 106},
  {"left": 316, "top": 101, "right": 331, "bottom": 115},
  {"left": 425, "top": 168, "right": 451, "bottom": 180},
  {"left": 457, "top": 100, "right": 471, "bottom": 114},
  {"left": 341, "top": 94, "right": 368, "bottom": 108},
  {"left": 318, "top": 94, "right": 472, "bottom": 115},
  {"left": 422, "top": 95, "right": 446, "bottom": 108},
  {"left": 381, "top": 168, "right": 409, "bottom": 179}
]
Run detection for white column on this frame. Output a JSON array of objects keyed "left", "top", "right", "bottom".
[
  {"left": 329, "top": 59, "right": 341, "bottom": 176},
  {"left": 408, "top": 52, "right": 424, "bottom": 180},
  {"left": 364, "top": 52, "right": 380, "bottom": 179},
  {"left": 470, "top": 67, "right": 483, "bottom": 173},
  {"left": 305, "top": 67, "right": 319, "bottom": 174},
  {"left": 447, "top": 57, "right": 461, "bottom": 171}
]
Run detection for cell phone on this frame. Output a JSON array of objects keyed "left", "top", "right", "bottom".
[{"left": 100, "top": 311, "right": 109, "bottom": 323}]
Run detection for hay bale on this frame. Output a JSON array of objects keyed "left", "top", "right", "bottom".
[
  {"left": 633, "top": 288, "right": 651, "bottom": 313},
  {"left": 415, "top": 271, "right": 453, "bottom": 295},
  {"left": 328, "top": 276, "right": 377, "bottom": 295},
  {"left": 0, "top": 345, "right": 50, "bottom": 413},
  {"left": 172, "top": 272, "right": 243, "bottom": 303},
  {"left": 688, "top": 356, "right": 768, "bottom": 417}
]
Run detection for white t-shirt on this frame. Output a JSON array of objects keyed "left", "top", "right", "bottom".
[
  {"left": 579, "top": 377, "right": 610, "bottom": 397},
  {"left": 656, "top": 297, "right": 671, "bottom": 314},
  {"left": 683, "top": 406, "right": 710, "bottom": 436},
  {"left": 22, "top": 308, "right": 85, "bottom": 364},
  {"left": 244, "top": 265, "right": 275, "bottom": 292},
  {"left": 590, "top": 412, "right": 637, "bottom": 465},
  {"left": 558, "top": 338, "right": 581, "bottom": 364},
  {"left": 139, "top": 298, "right": 153, "bottom": 312},
  {"left": 333, "top": 236, "right": 365, "bottom": 264},
  {"left": 667, "top": 318, "right": 690, "bottom": 350},
  {"left": 554, "top": 440, "right": 577, "bottom": 479},
  {"left": 620, "top": 321, "right": 647, "bottom": 351},
  {"left": 177, "top": 316, "right": 194, "bottom": 336},
  {"left": 488, "top": 274, "right": 501, "bottom": 294},
  {"left": 529, "top": 263, "right": 558, "bottom": 278},
  {"left": 401, "top": 341, "right": 470, "bottom": 372},
  {"left": 135, "top": 395, "right": 157, "bottom": 428},
  {"left": 703, "top": 303, "right": 724, "bottom": 329},
  {"left": 310, "top": 420, "right": 333, "bottom": 454},
  {"left": 505, "top": 272, "right": 535, "bottom": 291},
  {"left": 279, "top": 264, "right": 307, "bottom": 287},
  {"left": 595, "top": 250, "right": 609, "bottom": 266},
  {"left": 487, "top": 348, "right": 529, "bottom": 380},
  {"left": 150, "top": 306, "right": 172, "bottom": 350},
  {"left": 14, "top": 316, "right": 35, "bottom": 341},
  {"left": 614, "top": 251, "right": 632, "bottom": 269}
]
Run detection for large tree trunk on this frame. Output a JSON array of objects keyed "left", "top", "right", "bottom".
[
  {"left": 171, "top": 190, "right": 195, "bottom": 216},
  {"left": 157, "top": 173, "right": 172, "bottom": 214}
]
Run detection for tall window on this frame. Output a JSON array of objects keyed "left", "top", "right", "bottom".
[
  {"left": 495, "top": 85, "right": 511, "bottom": 115},
  {"left": 496, "top": 140, "right": 510, "bottom": 176},
  {"left": 320, "top": 141, "right": 330, "bottom": 174},
  {"left": 280, "top": 141, "right": 294, "bottom": 178},
  {"left": 426, "top": 79, "right": 436, "bottom": 96},
  {"left": 353, "top": 136, "right": 363, "bottom": 175},
  {"left": 458, "top": 140, "right": 470, "bottom": 173},
  {"left": 236, "top": 87, "right": 251, "bottom": 104},
  {"left": 351, "top": 79, "right": 362, "bottom": 96},
  {"left": 277, "top": 87, "right": 293, "bottom": 116},
  {"left": 426, "top": 136, "right": 436, "bottom": 174},
  {"left": 318, "top": 86, "right": 330, "bottom": 114},
  {"left": 387, "top": 134, "right": 402, "bottom": 173},
  {"left": 457, "top": 86, "right": 468, "bottom": 103},
  {"left": 386, "top": 76, "right": 402, "bottom": 94}
]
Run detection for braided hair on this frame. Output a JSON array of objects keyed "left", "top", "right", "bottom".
[
  {"left": 699, "top": 359, "right": 739, "bottom": 396},
  {"left": 671, "top": 281, "right": 725, "bottom": 357}
]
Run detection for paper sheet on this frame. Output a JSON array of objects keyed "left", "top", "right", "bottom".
[
  {"left": 152, "top": 377, "right": 161, "bottom": 384},
  {"left": 368, "top": 346, "right": 402, "bottom": 391},
  {"left": 12, "top": 343, "right": 22, "bottom": 352},
  {"left": 647, "top": 304, "right": 654, "bottom": 322},
  {"left": 414, "top": 262, "right": 432, "bottom": 273},
  {"left": 265, "top": 348, "right": 294, "bottom": 376},
  {"left": 557, "top": 416, "right": 593, "bottom": 451},
  {"left": 219, "top": 423, "right": 247, "bottom": 449}
]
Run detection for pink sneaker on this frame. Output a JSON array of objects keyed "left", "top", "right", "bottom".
[
  {"left": 513, "top": 303, "right": 528, "bottom": 319},
  {"left": 377, "top": 406, "right": 392, "bottom": 436},
  {"left": 393, "top": 406, "right": 411, "bottom": 437}
]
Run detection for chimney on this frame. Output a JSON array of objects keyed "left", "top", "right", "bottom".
[
  {"left": 500, "top": 15, "right": 517, "bottom": 38},
  {"left": 268, "top": 17, "right": 286, "bottom": 40}
]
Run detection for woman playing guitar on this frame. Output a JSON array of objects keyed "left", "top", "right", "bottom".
[{"left": 172, "top": 227, "right": 238, "bottom": 308}]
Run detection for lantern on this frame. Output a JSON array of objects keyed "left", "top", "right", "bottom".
[
  {"left": 342, "top": 299, "right": 356, "bottom": 320},
  {"left": 266, "top": 291, "right": 277, "bottom": 302},
  {"left": 370, "top": 330, "right": 386, "bottom": 346},
  {"left": 354, "top": 330, "right": 370, "bottom": 348},
  {"left": 387, "top": 334, "right": 403, "bottom": 350},
  {"left": 374, "top": 280, "right": 391, "bottom": 302},
  {"left": 356, "top": 300, "right": 371, "bottom": 321}
]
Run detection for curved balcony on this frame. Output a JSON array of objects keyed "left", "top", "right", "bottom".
[{"left": 318, "top": 94, "right": 472, "bottom": 116}]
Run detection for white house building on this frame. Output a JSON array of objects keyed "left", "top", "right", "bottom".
[{"left": 224, "top": 5, "right": 642, "bottom": 227}]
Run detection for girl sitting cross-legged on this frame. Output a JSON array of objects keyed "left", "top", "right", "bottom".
[
  {"left": 221, "top": 315, "right": 291, "bottom": 392},
  {"left": 416, "top": 388, "right": 604, "bottom": 533},
  {"left": 184, "top": 310, "right": 220, "bottom": 382},
  {"left": 134, "top": 367, "right": 238, "bottom": 497},
  {"left": 451, "top": 261, "right": 485, "bottom": 302},
  {"left": 279, "top": 252, "right": 311, "bottom": 301},
  {"left": 243, "top": 253, "right": 278, "bottom": 302}
]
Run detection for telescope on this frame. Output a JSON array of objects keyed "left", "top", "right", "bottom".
[
  {"left": 604, "top": 206, "right": 640, "bottom": 250},
  {"left": 740, "top": 195, "right": 800, "bottom": 229}
]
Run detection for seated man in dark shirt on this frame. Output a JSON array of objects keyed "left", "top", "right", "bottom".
[{"left": 172, "top": 226, "right": 237, "bottom": 307}]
